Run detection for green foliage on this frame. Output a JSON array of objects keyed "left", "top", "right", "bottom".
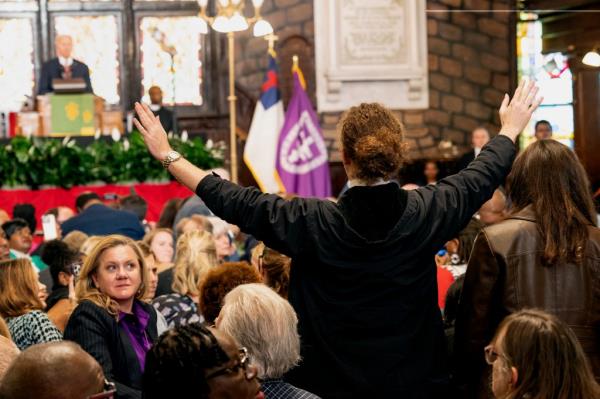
[{"left": 0, "top": 132, "right": 223, "bottom": 189}]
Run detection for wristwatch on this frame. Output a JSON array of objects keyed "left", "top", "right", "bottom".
[{"left": 162, "top": 150, "right": 182, "bottom": 169}]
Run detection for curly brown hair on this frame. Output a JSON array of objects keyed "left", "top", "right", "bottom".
[
  {"left": 198, "top": 262, "right": 262, "bottom": 324},
  {"left": 338, "top": 103, "right": 408, "bottom": 183}
]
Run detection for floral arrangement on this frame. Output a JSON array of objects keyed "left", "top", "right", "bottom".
[{"left": 0, "top": 132, "right": 224, "bottom": 189}]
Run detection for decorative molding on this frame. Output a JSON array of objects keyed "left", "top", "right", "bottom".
[{"left": 314, "top": 0, "right": 429, "bottom": 112}]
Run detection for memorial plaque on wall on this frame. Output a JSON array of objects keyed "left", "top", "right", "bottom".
[{"left": 314, "top": 0, "right": 428, "bottom": 112}]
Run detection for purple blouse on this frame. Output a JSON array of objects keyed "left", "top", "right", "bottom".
[{"left": 118, "top": 301, "right": 152, "bottom": 372}]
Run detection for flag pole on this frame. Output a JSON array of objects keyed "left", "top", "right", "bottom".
[{"left": 227, "top": 31, "right": 238, "bottom": 184}]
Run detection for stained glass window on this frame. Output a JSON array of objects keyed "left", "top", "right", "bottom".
[
  {"left": 0, "top": 18, "right": 34, "bottom": 112},
  {"left": 517, "top": 18, "right": 574, "bottom": 149},
  {"left": 139, "top": 16, "right": 203, "bottom": 105},
  {"left": 54, "top": 15, "right": 120, "bottom": 104}
]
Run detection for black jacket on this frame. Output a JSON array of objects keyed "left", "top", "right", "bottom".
[
  {"left": 458, "top": 150, "right": 476, "bottom": 171},
  {"left": 61, "top": 204, "right": 145, "bottom": 240},
  {"left": 64, "top": 300, "right": 158, "bottom": 399},
  {"left": 454, "top": 207, "right": 600, "bottom": 397},
  {"left": 38, "top": 58, "right": 93, "bottom": 95},
  {"left": 151, "top": 107, "right": 175, "bottom": 134},
  {"left": 195, "top": 136, "right": 516, "bottom": 398}
]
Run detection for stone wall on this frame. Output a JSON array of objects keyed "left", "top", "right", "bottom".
[{"left": 235, "top": 0, "right": 514, "bottom": 161}]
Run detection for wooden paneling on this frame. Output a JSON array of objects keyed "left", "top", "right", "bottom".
[
  {"left": 540, "top": 10, "right": 600, "bottom": 54},
  {"left": 572, "top": 60, "right": 600, "bottom": 187},
  {"left": 520, "top": 0, "right": 600, "bottom": 11}
]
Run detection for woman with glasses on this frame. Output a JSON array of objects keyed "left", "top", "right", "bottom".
[
  {"left": 64, "top": 235, "right": 159, "bottom": 399},
  {"left": 134, "top": 80, "right": 541, "bottom": 397},
  {"left": 218, "top": 284, "right": 320, "bottom": 398},
  {"left": 455, "top": 139, "right": 600, "bottom": 396},
  {"left": 485, "top": 309, "right": 599, "bottom": 399},
  {"left": 0, "top": 258, "right": 61, "bottom": 350},
  {"left": 143, "top": 322, "right": 263, "bottom": 399}
]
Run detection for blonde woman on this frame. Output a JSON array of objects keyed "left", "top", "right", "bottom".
[
  {"left": 80, "top": 235, "right": 103, "bottom": 259},
  {"left": 0, "top": 259, "right": 62, "bottom": 350},
  {"left": 152, "top": 230, "right": 217, "bottom": 327},
  {"left": 64, "top": 235, "right": 159, "bottom": 399}
]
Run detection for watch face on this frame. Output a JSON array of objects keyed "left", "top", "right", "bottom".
[{"left": 168, "top": 151, "right": 180, "bottom": 160}]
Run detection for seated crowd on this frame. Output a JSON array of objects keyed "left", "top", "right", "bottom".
[{"left": 0, "top": 80, "right": 599, "bottom": 399}]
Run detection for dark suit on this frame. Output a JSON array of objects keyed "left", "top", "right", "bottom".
[
  {"left": 458, "top": 150, "right": 476, "bottom": 171},
  {"left": 38, "top": 58, "right": 93, "bottom": 95},
  {"left": 61, "top": 204, "right": 145, "bottom": 240},
  {"left": 151, "top": 106, "right": 175, "bottom": 134},
  {"left": 195, "top": 136, "right": 516, "bottom": 398},
  {"left": 64, "top": 300, "right": 158, "bottom": 399}
]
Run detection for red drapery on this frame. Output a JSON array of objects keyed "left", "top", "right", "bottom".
[{"left": 0, "top": 181, "right": 193, "bottom": 223}]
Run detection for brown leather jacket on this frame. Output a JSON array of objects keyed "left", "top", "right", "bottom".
[{"left": 454, "top": 207, "right": 600, "bottom": 398}]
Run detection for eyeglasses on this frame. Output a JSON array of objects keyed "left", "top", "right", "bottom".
[
  {"left": 87, "top": 380, "right": 116, "bottom": 399},
  {"left": 205, "top": 347, "right": 252, "bottom": 380},
  {"left": 484, "top": 345, "right": 510, "bottom": 366}
]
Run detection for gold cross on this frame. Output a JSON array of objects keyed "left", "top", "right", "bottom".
[{"left": 265, "top": 33, "right": 279, "bottom": 51}]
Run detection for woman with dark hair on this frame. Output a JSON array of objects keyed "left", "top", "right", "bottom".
[
  {"left": 143, "top": 322, "right": 262, "bottom": 399},
  {"left": 251, "top": 242, "right": 291, "bottom": 298},
  {"left": 455, "top": 139, "right": 600, "bottom": 397},
  {"left": 156, "top": 198, "right": 184, "bottom": 229},
  {"left": 41, "top": 240, "right": 80, "bottom": 331},
  {"left": 486, "top": 309, "right": 600, "bottom": 399},
  {"left": 134, "top": 80, "right": 541, "bottom": 398}
]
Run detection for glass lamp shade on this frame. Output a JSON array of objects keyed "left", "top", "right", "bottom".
[
  {"left": 582, "top": 50, "right": 600, "bottom": 67},
  {"left": 197, "top": 18, "right": 208, "bottom": 34},
  {"left": 252, "top": 0, "right": 265, "bottom": 7},
  {"left": 212, "top": 15, "right": 230, "bottom": 32},
  {"left": 253, "top": 19, "right": 273, "bottom": 37},
  {"left": 229, "top": 12, "right": 249, "bottom": 32}
]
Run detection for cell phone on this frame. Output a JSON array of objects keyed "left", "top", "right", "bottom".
[
  {"left": 41, "top": 214, "right": 58, "bottom": 241},
  {"left": 104, "top": 193, "right": 118, "bottom": 201},
  {"left": 67, "top": 261, "right": 82, "bottom": 279}
]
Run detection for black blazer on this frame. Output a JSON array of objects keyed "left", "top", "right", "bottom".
[
  {"left": 458, "top": 150, "right": 476, "bottom": 171},
  {"left": 152, "top": 107, "right": 175, "bottom": 134},
  {"left": 64, "top": 300, "right": 158, "bottom": 399},
  {"left": 195, "top": 136, "right": 516, "bottom": 398},
  {"left": 38, "top": 58, "right": 93, "bottom": 95},
  {"left": 61, "top": 204, "right": 145, "bottom": 240}
]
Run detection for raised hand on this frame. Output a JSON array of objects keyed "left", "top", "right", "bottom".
[
  {"left": 134, "top": 102, "right": 173, "bottom": 161},
  {"left": 498, "top": 78, "right": 543, "bottom": 142}
]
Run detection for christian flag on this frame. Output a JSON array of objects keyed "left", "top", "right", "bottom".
[
  {"left": 276, "top": 63, "right": 331, "bottom": 198},
  {"left": 243, "top": 51, "right": 286, "bottom": 193}
]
